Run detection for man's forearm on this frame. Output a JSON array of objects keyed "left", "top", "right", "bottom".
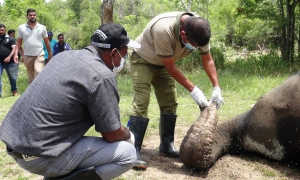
[{"left": 9, "top": 47, "right": 16, "bottom": 59}]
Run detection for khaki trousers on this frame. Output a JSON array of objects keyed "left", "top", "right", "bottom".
[
  {"left": 23, "top": 55, "right": 44, "bottom": 83},
  {"left": 130, "top": 52, "right": 178, "bottom": 118}
]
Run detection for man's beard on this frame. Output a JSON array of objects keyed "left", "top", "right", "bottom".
[{"left": 29, "top": 19, "right": 36, "bottom": 23}]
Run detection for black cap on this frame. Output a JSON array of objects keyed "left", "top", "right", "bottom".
[
  {"left": 91, "top": 22, "right": 140, "bottom": 49},
  {"left": 47, "top": 31, "right": 53, "bottom": 36}
]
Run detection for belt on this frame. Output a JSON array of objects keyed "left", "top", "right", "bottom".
[{"left": 7, "top": 146, "right": 40, "bottom": 161}]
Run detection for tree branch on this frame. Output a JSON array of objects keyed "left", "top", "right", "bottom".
[{"left": 180, "top": 0, "right": 190, "bottom": 12}]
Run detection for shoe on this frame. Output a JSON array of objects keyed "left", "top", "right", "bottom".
[{"left": 12, "top": 91, "right": 18, "bottom": 96}]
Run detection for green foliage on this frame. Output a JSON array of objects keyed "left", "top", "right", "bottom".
[
  {"left": 236, "top": 0, "right": 299, "bottom": 62},
  {"left": 114, "top": 0, "right": 179, "bottom": 39},
  {"left": 210, "top": 47, "right": 225, "bottom": 69},
  {"left": 0, "top": 0, "right": 298, "bottom": 64},
  {"left": 225, "top": 50, "right": 294, "bottom": 76},
  {"left": 175, "top": 0, "right": 211, "bottom": 17},
  {"left": 3, "top": 0, "right": 26, "bottom": 18},
  {"left": 209, "top": 0, "right": 238, "bottom": 45},
  {"left": 175, "top": 51, "right": 202, "bottom": 71},
  {"left": 37, "top": 10, "right": 55, "bottom": 31},
  {"left": 67, "top": 0, "right": 84, "bottom": 24}
]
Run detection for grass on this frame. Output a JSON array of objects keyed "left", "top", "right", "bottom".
[{"left": 0, "top": 53, "right": 300, "bottom": 179}]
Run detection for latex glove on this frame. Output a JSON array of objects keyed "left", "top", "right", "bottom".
[
  {"left": 208, "top": 86, "right": 225, "bottom": 109},
  {"left": 126, "top": 131, "right": 135, "bottom": 145},
  {"left": 190, "top": 86, "right": 209, "bottom": 107}
]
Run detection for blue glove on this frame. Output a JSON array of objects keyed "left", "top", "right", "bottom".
[{"left": 208, "top": 86, "right": 225, "bottom": 109}]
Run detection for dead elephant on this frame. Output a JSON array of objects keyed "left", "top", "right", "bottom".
[{"left": 180, "top": 72, "right": 300, "bottom": 170}]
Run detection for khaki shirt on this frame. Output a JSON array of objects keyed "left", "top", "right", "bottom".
[{"left": 134, "top": 11, "right": 210, "bottom": 66}]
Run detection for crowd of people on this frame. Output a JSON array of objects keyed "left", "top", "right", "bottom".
[
  {"left": 0, "top": 8, "right": 225, "bottom": 180},
  {"left": 0, "top": 8, "right": 71, "bottom": 97}
]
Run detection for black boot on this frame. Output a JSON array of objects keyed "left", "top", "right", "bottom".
[
  {"left": 159, "top": 114, "right": 180, "bottom": 158},
  {"left": 128, "top": 115, "right": 149, "bottom": 170}
]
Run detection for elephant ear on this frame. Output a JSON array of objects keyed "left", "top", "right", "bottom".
[{"left": 180, "top": 102, "right": 218, "bottom": 170}]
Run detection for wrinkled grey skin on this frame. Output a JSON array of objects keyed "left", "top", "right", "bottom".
[{"left": 180, "top": 72, "right": 300, "bottom": 170}]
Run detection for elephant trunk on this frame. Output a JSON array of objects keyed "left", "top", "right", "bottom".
[{"left": 180, "top": 103, "right": 241, "bottom": 170}]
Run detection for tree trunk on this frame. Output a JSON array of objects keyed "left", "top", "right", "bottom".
[
  {"left": 298, "top": 2, "right": 300, "bottom": 61},
  {"left": 278, "top": 0, "right": 288, "bottom": 61},
  {"left": 278, "top": 0, "right": 299, "bottom": 63},
  {"left": 101, "top": 0, "right": 115, "bottom": 24}
]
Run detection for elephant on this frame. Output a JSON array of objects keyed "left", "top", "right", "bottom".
[{"left": 180, "top": 72, "right": 300, "bottom": 170}]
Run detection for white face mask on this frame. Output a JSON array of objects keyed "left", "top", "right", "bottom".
[{"left": 112, "top": 50, "right": 127, "bottom": 75}]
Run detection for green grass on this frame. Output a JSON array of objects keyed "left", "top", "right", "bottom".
[{"left": 0, "top": 54, "right": 300, "bottom": 179}]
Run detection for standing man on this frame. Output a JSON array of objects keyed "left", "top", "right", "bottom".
[
  {"left": 0, "top": 24, "right": 17, "bottom": 97},
  {"left": 8, "top": 29, "right": 23, "bottom": 60},
  {"left": 8, "top": 29, "right": 23, "bottom": 96},
  {"left": 43, "top": 31, "right": 57, "bottom": 65},
  {"left": 128, "top": 12, "right": 225, "bottom": 170},
  {"left": 14, "top": 8, "right": 52, "bottom": 84},
  {"left": 53, "top": 33, "right": 71, "bottom": 56},
  {"left": 0, "top": 22, "right": 141, "bottom": 179}
]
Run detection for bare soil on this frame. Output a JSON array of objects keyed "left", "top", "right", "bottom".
[
  {"left": 2, "top": 123, "right": 300, "bottom": 180},
  {"left": 119, "top": 123, "right": 300, "bottom": 180}
]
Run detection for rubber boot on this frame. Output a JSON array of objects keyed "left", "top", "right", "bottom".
[
  {"left": 128, "top": 115, "right": 149, "bottom": 170},
  {"left": 159, "top": 114, "right": 180, "bottom": 158}
]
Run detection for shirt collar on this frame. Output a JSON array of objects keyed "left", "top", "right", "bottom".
[
  {"left": 85, "top": 45, "right": 104, "bottom": 63},
  {"left": 25, "top": 22, "right": 40, "bottom": 29},
  {"left": 174, "top": 12, "right": 194, "bottom": 41}
]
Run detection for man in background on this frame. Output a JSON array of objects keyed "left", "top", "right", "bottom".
[
  {"left": 53, "top": 33, "right": 71, "bottom": 56},
  {"left": 8, "top": 29, "right": 23, "bottom": 95},
  {"left": 14, "top": 8, "right": 52, "bottom": 84},
  {"left": 0, "top": 24, "right": 18, "bottom": 97},
  {"left": 8, "top": 29, "right": 23, "bottom": 60},
  {"left": 43, "top": 31, "right": 56, "bottom": 65}
]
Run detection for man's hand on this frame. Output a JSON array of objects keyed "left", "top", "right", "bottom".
[
  {"left": 126, "top": 131, "right": 135, "bottom": 145},
  {"left": 208, "top": 86, "right": 225, "bottom": 109},
  {"left": 190, "top": 86, "right": 209, "bottom": 107},
  {"left": 4, "top": 57, "right": 10, "bottom": 63},
  {"left": 14, "top": 56, "right": 18, "bottom": 63}
]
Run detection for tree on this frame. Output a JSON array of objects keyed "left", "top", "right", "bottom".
[
  {"left": 237, "top": 0, "right": 300, "bottom": 63},
  {"left": 101, "top": 0, "right": 115, "bottom": 24},
  {"left": 277, "top": 0, "right": 299, "bottom": 63},
  {"left": 176, "top": 0, "right": 211, "bottom": 18}
]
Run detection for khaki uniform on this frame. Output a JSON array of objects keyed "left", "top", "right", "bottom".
[{"left": 130, "top": 12, "right": 210, "bottom": 117}]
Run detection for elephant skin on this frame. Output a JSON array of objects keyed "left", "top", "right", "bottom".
[{"left": 180, "top": 72, "right": 300, "bottom": 170}]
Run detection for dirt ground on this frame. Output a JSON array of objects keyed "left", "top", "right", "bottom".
[
  {"left": 4, "top": 123, "right": 300, "bottom": 180},
  {"left": 119, "top": 124, "right": 300, "bottom": 180}
]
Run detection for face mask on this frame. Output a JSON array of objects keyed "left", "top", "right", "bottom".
[
  {"left": 112, "top": 50, "right": 127, "bottom": 75},
  {"left": 182, "top": 39, "right": 197, "bottom": 51}
]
